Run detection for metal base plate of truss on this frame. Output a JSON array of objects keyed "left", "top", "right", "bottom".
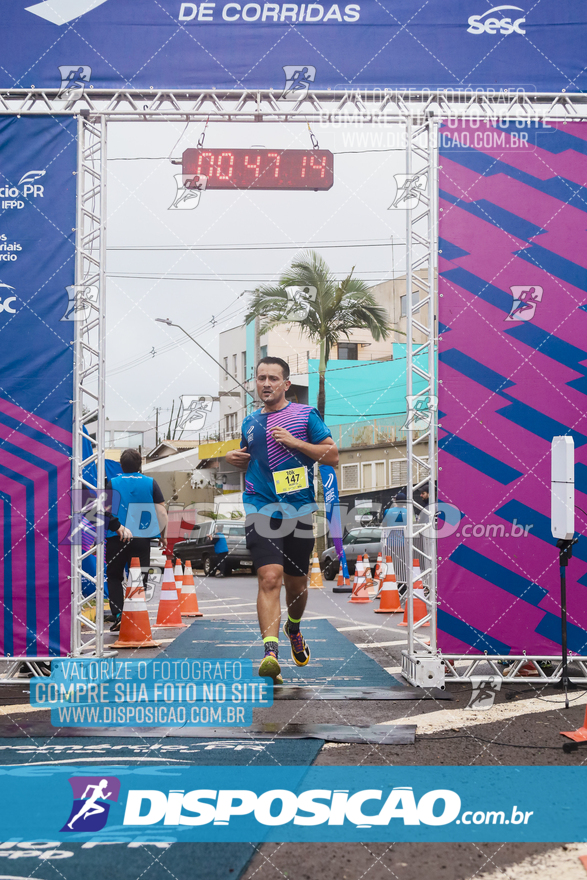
[{"left": 401, "top": 652, "right": 446, "bottom": 689}]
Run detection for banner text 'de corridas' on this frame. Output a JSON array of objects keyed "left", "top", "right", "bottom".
[{"left": 29, "top": 659, "right": 272, "bottom": 727}]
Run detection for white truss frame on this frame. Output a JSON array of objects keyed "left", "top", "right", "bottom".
[
  {"left": 1, "top": 88, "right": 586, "bottom": 680},
  {"left": 70, "top": 114, "right": 109, "bottom": 660},
  {"left": 402, "top": 117, "right": 439, "bottom": 679}
]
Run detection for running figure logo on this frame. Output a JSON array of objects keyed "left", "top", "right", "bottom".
[
  {"left": 282, "top": 65, "right": 316, "bottom": 100},
  {"left": 61, "top": 776, "right": 120, "bottom": 832},
  {"left": 178, "top": 394, "right": 214, "bottom": 431},
  {"left": 389, "top": 172, "right": 428, "bottom": 210},
  {"left": 402, "top": 394, "right": 438, "bottom": 432},
  {"left": 169, "top": 173, "right": 205, "bottom": 210},
  {"left": 57, "top": 65, "right": 92, "bottom": 99},
  {"left": 61, "top": 284, "right": 99, "bottom": 321},
  {"left": 505, "top": 285, "right": 543, "bottom": 322},
  {"left": 284, "top": 285, "right": 317, "bottom": 321}
]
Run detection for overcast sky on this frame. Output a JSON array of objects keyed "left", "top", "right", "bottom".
[{"left": 104, "top": 119, "right": 408, "bottom": 430}]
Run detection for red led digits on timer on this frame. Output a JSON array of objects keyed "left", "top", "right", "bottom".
[
  {"left": 183, "top": 149, "right": 333, "bottom": 190},
  {"left": 244, "top": 154, "right": 261, "bottom": 177}
]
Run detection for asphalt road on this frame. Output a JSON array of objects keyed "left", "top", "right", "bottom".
[{"left": 2, "top": 571, "right": 586, "bottom": 880}]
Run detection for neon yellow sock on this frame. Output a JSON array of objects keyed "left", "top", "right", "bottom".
[{"left": 263, "top": 636, "right": 279, "bottom": 656}]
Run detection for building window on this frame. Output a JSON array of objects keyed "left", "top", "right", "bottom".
[
  {"left": 225, "top": 413, "right": 238, "bottom": 434},
  {"left": 223, "top": 357, "right": 228, "bottom": 378},
  {"left": 390, "top": 458, "right": 408, "bottom": 486},
  {"left": 341, "top": 463, "right": 360, "bottom": 491},
  {"left": 260, "top": 345, "right": 267, "bottom": 359},
  {"left": 375, "top": 460, "right": 386, "bottom": 487},
  {"left": 233, "top": 353, "right": 237, "bottom": 378},
  {"left": 400, "top": 292, "right": 420, "bottom": 317},
  {"left": 338, "top": 342, "right": 358, "bottom": 360},
  {"left": 361, "top": 460, "right": 387, "bottom": 491},
  {"left": 242, "top": 351, "right": 247, "bottom": 381}
]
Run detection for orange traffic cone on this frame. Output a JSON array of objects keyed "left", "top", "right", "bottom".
[
  {"left": 332, "top": 560, "right": 352, "bottom": 593},
  {"left": 180, "top": 560, "right": 203, "bottom": 617},
  {"left": 363, "top": 553, "right": 372, "bottom": 581},
  {"left": 174, "top": 560, "right": 184, "bottom": 600},
  {"left": 155, "top": 560, "right": 187, "bottom": 629},
  {"left": 349, "top": 556, "right": 372, "bottom": 603},
  {"left": 398, "top": 559, "right": 429, "bottom": 626},
  {"left": 112, "top": 557, "right": 161, "bottom": 649},
  {"left": 561, "top": 706, "right": 587, "bottom": 742},
  {"left": 375, "top": 556, "right": 403, "bottom": 613},
  {"left": 308, "top": 552, "right": 324, "bottom": 589},
  {"left": 374, "top": 552, "right": 383, "bottom": 581}
]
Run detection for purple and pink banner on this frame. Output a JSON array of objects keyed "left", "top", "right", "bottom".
[
  {"left": 438, "top": 120, "right": 587, "bottom": 656},
  {"left": 0, "top": 116, "right": 77, "bottom": 657}
]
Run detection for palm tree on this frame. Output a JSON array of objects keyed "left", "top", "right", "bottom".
[{"left": 245, "top": 251, "right": 392, "bottom": 418}]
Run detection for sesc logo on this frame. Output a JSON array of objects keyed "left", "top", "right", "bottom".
[
  {"left": 467, "top": 5, "right": 526, "bottom": 35},
  {"left": 0, "top": 282, "right": 17, "bottom": 314}
]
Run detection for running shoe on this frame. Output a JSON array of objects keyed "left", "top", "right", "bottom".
[
  {"left": 258, "top": 653, "right": 283, "bottom": 685},
  {"left": 18, "top": 662, "right": 51, "bottom": 678},
  {"left": 109, "top": 616, "right": 121, "bottom": 633},
  {"left": 283, "top": 621, "right": 311, "bottom": 667}
]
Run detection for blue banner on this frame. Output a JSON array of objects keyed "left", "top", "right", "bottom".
[
  {"left": 1, "top": 766, "right": 586, "bottom": 842},
  {"left": 1, "top": 2, "right": 586, "bottom": 93},
  {"left": 0, "top": 116, "right": 77, "bottom": 657},
  {"left": 319, "top": 464, "right": 349, "bottom": 579}
]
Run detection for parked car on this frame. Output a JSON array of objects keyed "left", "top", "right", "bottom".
[
  {"left": 320, "top": 527, "right": 384, "bottom": 580},
  {"left": 172, "top": 521, "right": 253, "bottom": 576}
]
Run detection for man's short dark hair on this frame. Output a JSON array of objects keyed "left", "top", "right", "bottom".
[
  {"left": 120, "top": 448, "right": 142, "bottom": 473},
  {"left": 256, "top": 356, "right": 290, "bottom": 380}
]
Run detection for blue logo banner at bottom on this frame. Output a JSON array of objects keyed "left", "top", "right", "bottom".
[{"left": 0, "top": 766, "right": 585, "bottom": 843}]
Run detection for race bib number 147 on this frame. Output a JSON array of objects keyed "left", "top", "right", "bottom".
[{"left": 273, "top": 466, "right": 309, "bottom": 494}]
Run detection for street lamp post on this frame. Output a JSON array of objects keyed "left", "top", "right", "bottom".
[{"left": 155, "top": 317, "right": 254, "bottom": 400}]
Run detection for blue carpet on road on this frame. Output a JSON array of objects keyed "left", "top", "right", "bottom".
[
  {"left": 0, "top": 738, "right": 323, "bottom": 880},
  {"left": 0, "top": 736, "right": 322, "bottom": 765},
  {"left": 0, "top": 841, "right": 264, "bottom": 880},
  {"left": 164, "top": 618, "right": 402, "bottom": 687}
]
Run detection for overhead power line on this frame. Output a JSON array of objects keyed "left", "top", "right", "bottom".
[
  {"left": 107, "top": 240, "right": 397, "bottom": 252},
  {"left": 108, "top": 272, "right": 394, "bottom": 281}
]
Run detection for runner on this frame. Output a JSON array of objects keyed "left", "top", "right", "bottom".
[
  {"left": 67, "top": 779, "right": 112, "bottom": 830},
  {"left": 226, "top": 356, "right": 338, "bottom": 683}
]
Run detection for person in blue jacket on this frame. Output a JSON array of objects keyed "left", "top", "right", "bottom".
[
  {"left": 208, "top": 530, "right": 229, "bottom": 577},
  {"left": 382, "top": 490, "right": 408, "bottom": 526},
  {"left": 105, "top": 448, "right": 167, "bottom": 631}
]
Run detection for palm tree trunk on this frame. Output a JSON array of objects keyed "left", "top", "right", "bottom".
[{"left": 317, "top": 338, "right": 327, "bottom": 420}]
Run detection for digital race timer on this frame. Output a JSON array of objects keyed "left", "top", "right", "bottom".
[{"left": 182, "top": 148, "right": 334, "bottom": 191}]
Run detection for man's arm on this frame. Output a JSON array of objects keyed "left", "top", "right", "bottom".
[
  {"left": 269, "top": 428, "right": 339, "bottom": 466},
  {"left": 225, "top": 448, "right": 251, "bottom": 471},
  {"left": 156, "top": 503, "right": 168, "bottom": 548}
]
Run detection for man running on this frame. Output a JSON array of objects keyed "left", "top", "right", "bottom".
[
  {"left": 226, "top": 357, "right": 338, "bottom": 683},
  {"left": 67, "top": 779, "right": 112, "bottom": 829}
]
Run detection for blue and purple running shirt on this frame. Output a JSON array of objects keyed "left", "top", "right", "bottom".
[{"left": 240, "top": 402, "right": 332, "bottom": 518}]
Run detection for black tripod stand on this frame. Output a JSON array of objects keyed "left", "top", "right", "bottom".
[{"left": 555, "top": 536, "right": 578, "bottom": 707}]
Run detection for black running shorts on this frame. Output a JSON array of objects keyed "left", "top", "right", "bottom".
[{"left": 245, "top": 512, "right": 315, "bottom": 576}]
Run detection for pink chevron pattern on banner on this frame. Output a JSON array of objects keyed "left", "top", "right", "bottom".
[
  {"left": 438, "top": 120, "right": 587, "bottom": 656},
  {"left": 0, "top": 397, "right": 72, "bottom": 657}
]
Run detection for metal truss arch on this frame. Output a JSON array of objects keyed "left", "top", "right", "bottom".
[{"left": 2, "top": 86, "right": 585, "bottom": 675}]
